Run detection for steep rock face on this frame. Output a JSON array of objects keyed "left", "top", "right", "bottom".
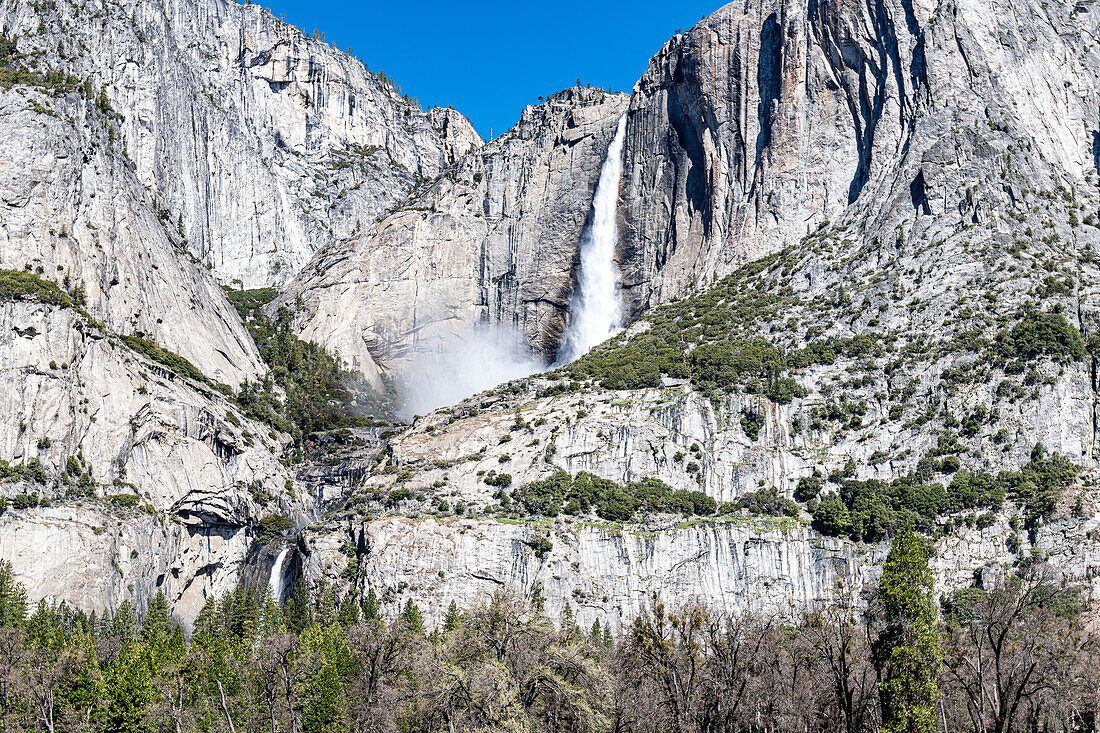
[
  {"left": 0, "top": 302, "right": 301, "bottom": 625},
  {"left": 617, "top": 0, "right": 1100, "bottom": 311},
  {"left": 296, "top": 491, "right": 1100, "bottom": 631},
  {"left": 292, "top": 368, "right": 1100, "bottom": 628},
  {"left": 0, "top": 87, "right": 263, "bottom": 386},
  {"left": 302, "top": 517, "right": 881, "bottom": 634},
  {"left": 0, "top": 0, "right": 480, "bottom": 287},
  {"left": 0, "top": 505, "right": 250, "bottom": 624},
  {"left": 279, "top": 87, "right": 630, "bottom": 385}
]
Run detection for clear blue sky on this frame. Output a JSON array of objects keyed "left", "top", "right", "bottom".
[{"left": 264, "top": 0, "right": 723, "bottom": 140}]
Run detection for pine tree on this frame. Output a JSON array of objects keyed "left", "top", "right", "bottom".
[
  {"left": 0, "top": 559, "right": 27, "bottom": 627},
  {"left": 443, "top": 600, "right": 462, "bottom": 632},
  {"left": 285, "top": 579, "right": 313, "bottom": 634},
  {"left": 112, "top": 600, "right": 137, "bottom": 641},
  {"left": 140, "top": 590, "right": 172, "bottom": 644},
  {"left": 531, "top": 582, "right": 546, "bottom": 614},
  {"left": 102, "top": 640, "right": 155, "bottom": 733},
  {"left": 561, "top": 603, "right": 578, "bottom": 636},
  {"left": 26, "top": 598, "right": 64, "bottom": 649},
  {"left": 361, "top": 588, "right": 380, "bottom": 621},
  {"left": 259, "top": 586, "right": 284, "bottom": 635},
  {"left": 191, "top": 594, "right": 220, "bottom": 647},
  {"left": 316, "top": 581, "right": 338, "bottom": 627},
  {"left": 401, "top": 599, "right": 425, "bottom": 635},
  {"left": 298, "top": 625, "right": 353, "bottom": 733},
  {"left": 590, "top": 618, "right": 602, "bottom": 641},
  {"left": 228, "top": 585, "right": 260, "bottom": 641},
  {"left": 336, "top": 593, "right": 360, "bottom": 628},
  {"left": 875, "top": 526, "right": 943, "bottom": 733}
]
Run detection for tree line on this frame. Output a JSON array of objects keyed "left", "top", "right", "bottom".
[{"left": 0, "top": 527, "right": 1096, "bottom": 732}]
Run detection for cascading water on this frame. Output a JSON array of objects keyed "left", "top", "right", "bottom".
[
  {"left": 556, "top": 112, "right": 628, "bottom": 365},
  {"left": 267, "top": 547, "right": 289, "bottom": 602}
]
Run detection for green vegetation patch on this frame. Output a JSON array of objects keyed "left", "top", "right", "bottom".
[
  {"left": 224, "top": 287, "right": 278, "bottom": 322},
  {"left": 564, "top": 250, "right": 884, "bottom": 400},
  {"left": 512, "top": 470, "right": 716, "bottom": 522},
  {"left": 996, "top": 308, "right": 1085, "bottom": 361},
  {"left": 232, "top": 300, "right": 371, "bottom": 441},
  {"left": 119, "top": 334, "right": 217, "bottom": 389},
  {"left": 0, "top": 270, "right": 73, "bottom": 307},
  {"left": 254, "top": 514, "right": 294, "bottom": 544},
  {"left": 808, "top": 444, "right": 1078, "bottom": 541},
  {"left": 0, "top": 35, "right": 85, "bottom": 93}
]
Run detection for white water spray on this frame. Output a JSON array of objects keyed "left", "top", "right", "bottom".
[
  {"left": 556, "top": 113, "right": 628, "bottom": 364},
  {"left": 267, "top": 547, "right": 289, "bottom": 602},
  {"left": 398, "top": 325, "right": 546, "bottom": 418}
]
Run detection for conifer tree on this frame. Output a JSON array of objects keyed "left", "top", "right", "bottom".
[
  {"left": 336, "top": 593, "right": 360, "bottom": 628},
  {"left": 361, "top": 587, "right": 380, "bottom": 621},
  {"left": 112, "top": 600, "right": 137, "bottom": 641},
  {"left": 875, "top": 526, "right": 943, "bottom": 733},
  {"left": 443, "top": 599, "right": 462, "bottom": 632},
  {"left": 316, "top": 581, "right": 338, "bottom": 627},
  {"left": 191, "top": 595, "right": 220, "bottom": 647},
  {"left": 259, "top": 586, "right": 284, "bottom": 635},
  {"left": 0, "top": 560, "right": 27, "bottom": 627},
  {"left": 140, "top": 590, "right": 172, "bottom": 645},
  {"left": 531, "top": 582, "right": 546, "bottom": 614},
  {"left": 284, "top": 578, "right": 313, "bottom": 634},
  {"left": 102, "top": 639, "right": 155, "bottom": 733},
  {"left": 561, "top": 602, "right": 579, "bottom": 636},
  {"left": 401, "top": 599, "right": 425, "bottom": 635}
]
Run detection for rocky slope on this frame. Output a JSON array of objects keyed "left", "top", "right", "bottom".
[
  {"left": 0, "top": 0, "right": 481, "bottom": 287},
  {"left": 0, "top": 299, "right": 302, "bottom": 621}
]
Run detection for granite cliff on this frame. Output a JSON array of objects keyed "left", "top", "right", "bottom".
[
  {"left": 0, "top": 0, "right": 480, "bottom": 288},
  {"left": 1, "top": 0, "right": 1100, "bottom": 634}
]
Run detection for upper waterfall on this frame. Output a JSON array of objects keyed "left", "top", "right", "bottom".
[{"left": 556, "top": 113, "right": 628, "bottom": 365}]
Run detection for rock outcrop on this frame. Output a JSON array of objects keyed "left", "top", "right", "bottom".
[
  {"left": 617, "top": 0, "right": 1100, "bottom": 311},
  {"left": 278, "top": 87, "right": 630, "bottom": 386},
  {"left": 0, "top": 301, "right": 301, "bottom": 623},
  {"left": 0, "top": 0, "right": 481, "bottom": 287},
  {"left": 0, "top": 86, "right": 262, "bottom": 386},
  {"left": 301, "top": 516, "right": 882, "bottom": 634}
]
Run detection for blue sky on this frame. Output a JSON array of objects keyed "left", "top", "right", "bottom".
[{"left": 264, "top": 0, "right": 722, "bottom": 140}]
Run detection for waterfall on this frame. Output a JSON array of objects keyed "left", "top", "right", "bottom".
[
  {"left": 556, "top": 112, "right": 628, "bottom": 365},
  {"left": 267, "top": 547, "right": 289, "bottom": 603}
]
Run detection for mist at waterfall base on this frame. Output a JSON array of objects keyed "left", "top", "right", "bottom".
[
  {"left": 396, "top": 113, "right": 629, "bottom": 419},
  {"left": 397, "top": 326, "right": 548, "bottom": 419}
]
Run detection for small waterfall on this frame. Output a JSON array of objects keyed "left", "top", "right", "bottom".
[
  {"left": 267, "top": 547, "right": 289, "bottom": 603},
  {"left": 556, "top": 112, "right": 628, "bottom": 365}
]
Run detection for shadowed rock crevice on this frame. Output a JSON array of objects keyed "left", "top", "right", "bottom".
[
  {"left": 910, "top": 170, "right": 931, "bottom": 215},
  {"left": 752, "top": 12, "right": 784, "bottom": 195}
]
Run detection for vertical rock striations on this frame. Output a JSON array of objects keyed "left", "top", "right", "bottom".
[
  {"left": 617, "top": 0, "right": 1100, "bottom": 312},
  {"left": 0, "top": 0, "right": 481, "bottom": 287}
]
